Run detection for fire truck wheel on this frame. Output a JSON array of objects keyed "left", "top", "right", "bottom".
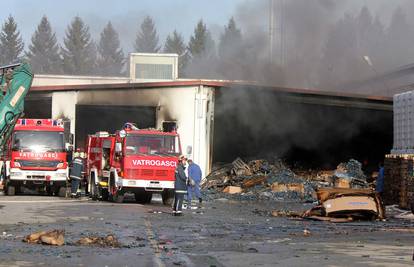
[
  {"left": 15, "top": 185, "right": 21, "bottom": 194},
  {"left": 6, "top": 185, "right": 15, "bottom": 196},
  {"left": 58, "top": 187, "right": 66, "bottom": 198},
  {"left": 135, "top": 192, "right": 152, "bottom": 204},
  {"left": 101, "top": 190, "right": 109, "bottom": 201},
  {"left": 111, "top": 192, "right": 124, "bottom": 203},
  {"left": 46, "top": 186, "right": 53, "bottom": 196},
  {"left": 90, "top": 178, "right": 98, "bottom": 200},
  {"left": 162, "top": 190, "right": 174, "bottom": 206}
]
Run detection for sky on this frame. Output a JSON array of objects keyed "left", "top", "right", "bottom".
[
  {"left": 0, "top": 0, "right": 411, "bottom": 55},
  {"left": 0, "top": 0, "right": 246, "bottom": 53}
]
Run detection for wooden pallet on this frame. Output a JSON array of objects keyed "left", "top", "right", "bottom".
[{"left": 384, "top": 155, "right": 414, "bottom": 209}]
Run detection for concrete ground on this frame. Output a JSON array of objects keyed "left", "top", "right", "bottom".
[{"left": 0, "top": 194, "right": 413, "bottom": 267}]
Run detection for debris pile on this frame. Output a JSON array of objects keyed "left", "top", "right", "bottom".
[
  {"left": 203, "top": 158, "right": 317, "bottom": 202},
  {"left": 23, "top": 229, "right": 65, "bottom": 246},
  {"left": 296, "top": 159, "right": 369, "bottom": 189},
  {"left": 76, "top": 234, "right": 121, "bottom": 248},
  {"left": 335, "top": 159, "right": 366, "bottom": 180},
  {"left": 204, "top": 158, "right": 371, "bottom": 202},
  {"left": 23, "top": 230, "right": 122, "bottom": 248}
]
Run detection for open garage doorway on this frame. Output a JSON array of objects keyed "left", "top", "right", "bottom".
[
  {"left": 213, "top": 86, "right": 393, "bottom": 172},
  {"left": 75, "top": 105, "right": 156, "bottom": 148}
]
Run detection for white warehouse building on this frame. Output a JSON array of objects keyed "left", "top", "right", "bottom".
[{"left": 26, "top": 53, "right": 393, "bottom": 176}]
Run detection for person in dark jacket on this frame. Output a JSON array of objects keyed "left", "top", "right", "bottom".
[
  {"left": 70, "top": 150, "right": 84, "bottom": 198},
  {"left": 376, "top": 163, "right": 385, "bottom": 196},
  {"left": 173, "top": 155, "right": 188, "bottom": 216}
]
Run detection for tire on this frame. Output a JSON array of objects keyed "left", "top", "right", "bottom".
[
  {"left": 53, "top": 186, "right": 60, "bottom": 196},
  {"left": 135, "top": 192, "right": 152, "bottom": 204},
  {"left": 6, "top": 185, "right": 15, "bottom": 196},
  {"left": 90, "top": 176, "right": 98, "bottom": 200},
  {"left": 111, "top": 192, "right": 124, "bottom": 203},
  {"left": 162, "top": 190, "right": 174, "bottom": 206},
  {"left": 108, "top": 174, "right": 123, "bottom": 203},
  {"left": 15, "top": 185, "right": 21, "bottom": 195},
  {"left": 46, "top": 186, "right": 53, "bottom": 196},
  {"left": 58, "top": 187, "right": 66, "bottom": 198},
  {"left": 145, "top": 193, "right": 152, "bottom": 203},
  {"left": 101, "top": 189, "right": 109, "bottom": 201}
]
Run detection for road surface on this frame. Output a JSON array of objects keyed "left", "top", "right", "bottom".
[{"left": 0, "top": 194, "right": 413, "bottom": 267}]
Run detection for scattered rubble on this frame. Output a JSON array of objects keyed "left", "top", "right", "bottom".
[
  {"left": 23, "top": 229, "right": 121, "bottom": 248},
  {"left": 335, "top": 159, "right": 366, "bottom": 180},
  {"left": 222, "top": 186, "right": 242, "bottom": 194},
  {"left": 23, "top": 229, "right": 65, "bottom": 246},
  {"left": 76, "top": 234, "right": 121, "bottom": 248},
  {"left": 271, "top": 209, "right": 302, "bottom": 218},
  {"left": 333, "top": 159, "right": 368, "bottom": 188}
]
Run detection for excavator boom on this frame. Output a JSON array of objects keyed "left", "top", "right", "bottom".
[{"left": 0, "top": 62, "right": 33, "bottom": 150}]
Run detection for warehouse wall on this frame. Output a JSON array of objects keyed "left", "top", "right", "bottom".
[{"left": 50, "top": 86, "right": 214, "bottom": 176}]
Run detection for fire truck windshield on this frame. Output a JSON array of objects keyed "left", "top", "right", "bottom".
[
  {"left": 125, "top": 134, "right": 180, "bottom": 156},
  {"left": 12, "top": 131, "right": 65, "bottom": 152}
]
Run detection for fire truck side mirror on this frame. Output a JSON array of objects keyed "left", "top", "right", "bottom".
[
  {"left": 68, "top": 133, "right": 74, "bottom": 145},
  {"left": 186, "top": 145, "right": 192, "bottom": 155}
]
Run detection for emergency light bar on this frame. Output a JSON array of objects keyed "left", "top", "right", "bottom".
[{"left": 16, "top": 119, "right": 64, "bottom": 128}]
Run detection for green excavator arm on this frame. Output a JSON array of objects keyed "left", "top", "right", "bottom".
[{"left": 0, "top": 62, "right": 33, "bottom": 150}]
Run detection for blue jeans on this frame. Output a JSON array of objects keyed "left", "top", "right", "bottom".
[{"left": 187, "top": 181, "right": 201, "bottom": 202}]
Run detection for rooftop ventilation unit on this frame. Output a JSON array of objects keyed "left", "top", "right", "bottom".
[{"left": 129, "top": 53, "right": 178, "bottom": 81}]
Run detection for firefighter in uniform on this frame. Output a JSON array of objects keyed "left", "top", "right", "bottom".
[
  {"left": 173, "top": 155, "right": 188, "bottom": 216},
  {"left": 70, "top": 149, "right": 84, "bottom": 198}
]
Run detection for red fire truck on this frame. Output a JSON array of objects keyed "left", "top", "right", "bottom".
[
  {"left": 2, "top": 119, "right": 70, "bottom": 196},
  {"left": 86, "top": 124, "right": 181, "bottom": 204}
]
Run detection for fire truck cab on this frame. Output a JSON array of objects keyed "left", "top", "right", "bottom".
[
  {"left": 86, "top": 124, "right": 180, "bottom": 204},
  {"left": 3, "top": 119, "right": 70, "bottom": 196}
]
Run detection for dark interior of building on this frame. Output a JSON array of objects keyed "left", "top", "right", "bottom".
[
  {"left": 75, "top": 105, "right": 156, "bottom": 148},
  {"left": 23, "top": 97, "right": 52, "bottom": 118},
  {"left": 213, "top": 86, "right": 393, "bottom": 172}
]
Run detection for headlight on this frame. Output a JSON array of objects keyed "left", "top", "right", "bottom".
[
  {"left": 56, "top": 173, "right": 67, "bottom": 178},
  {"left": 10, "top": 172, "right": 22, "bottom": 177},
  {"left": 57, "top": 163, "right": 64, "bottom": 168},
  {"left": 13, "top": 162, "right": 21, "bottom": 167},
  {"left": 116, "top": 180, "right": 123, "bottom": 187}
]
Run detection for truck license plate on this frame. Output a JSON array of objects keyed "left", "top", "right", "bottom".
[
  {"left": 148, "top": 181, "right": 161, "bottom": 187},
  {"left": 128, "top": 181, "right": 136, "bottom": 185}
]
